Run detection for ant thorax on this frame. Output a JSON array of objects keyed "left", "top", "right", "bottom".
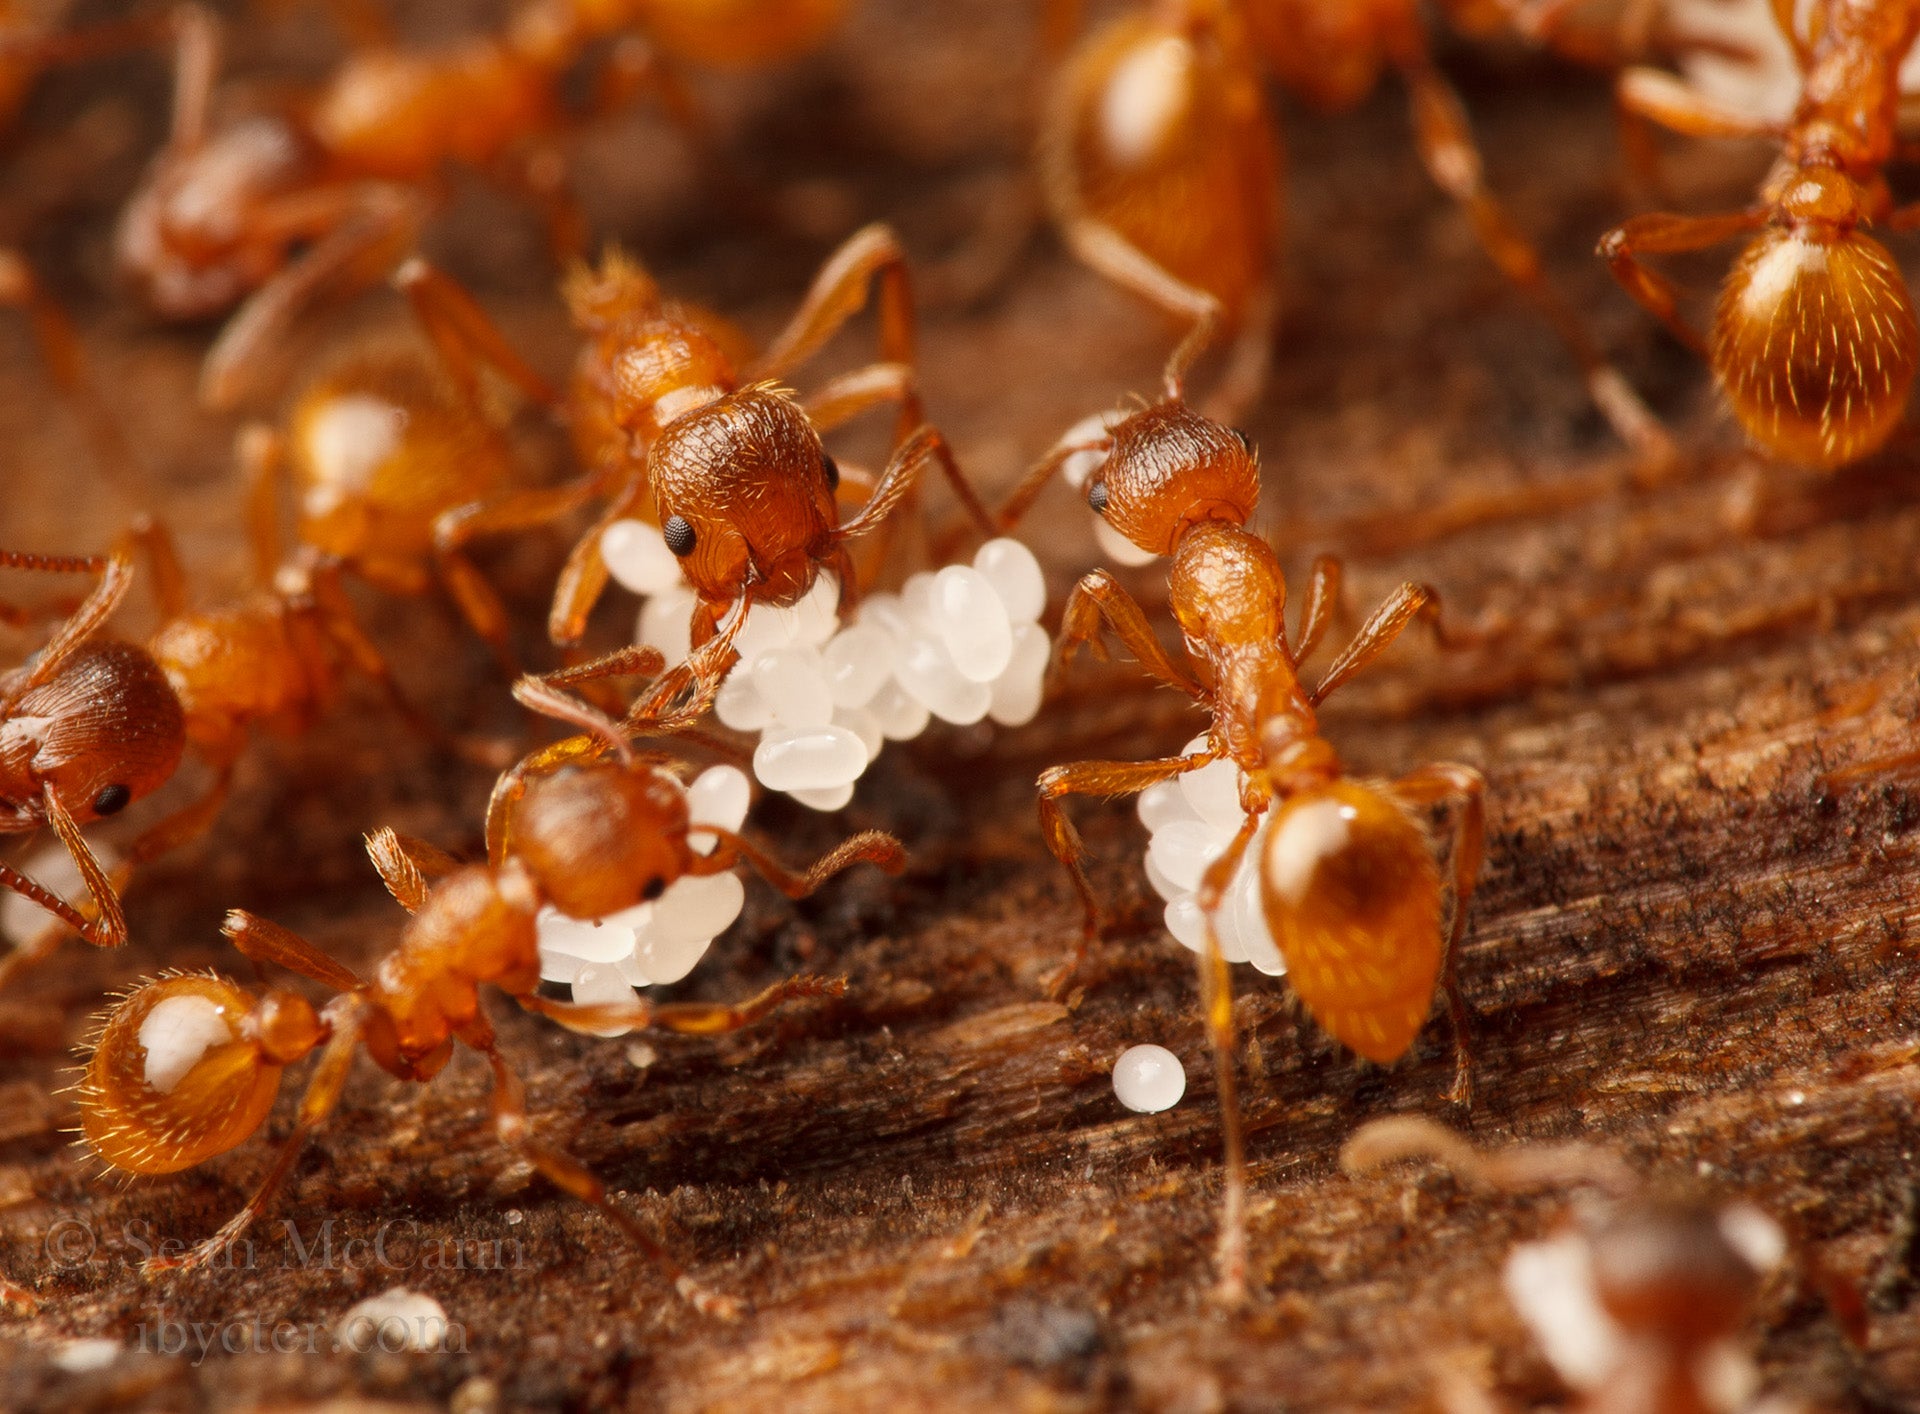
[{"left": 601, "top": 521, "right": 1051, "bottom": 814}]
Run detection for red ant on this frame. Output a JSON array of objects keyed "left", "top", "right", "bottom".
[
  {"left": 1038, "top": 0, "right": 1670, "bottom": 450},
  {"left": 1344, "top": 1116, "right": 1795, "bottom": 1414},
  {"left": 1001, "top": 340, "right": 1485, "bottom": 1303},
  {"left": 73, "top": 669, "right": 902, "bottom": 1317},
  {"left": 0, "top": 514, "right": 441, "bottom": 991},
  {"left": 117, "top": 0, "right": 850, "bottom": 409},
  {"left": 388, "top": 228, "right": 999, "bottom": 720},
  {"left": 1600, "top": 0, "right": 1920, "bottom": 469}
]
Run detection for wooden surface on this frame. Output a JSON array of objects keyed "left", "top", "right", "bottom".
[{"left": 3, "top": 3, "right": 1920, "bottom": 1410}]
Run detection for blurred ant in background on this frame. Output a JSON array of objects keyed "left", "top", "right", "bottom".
[
  {"left": 74, "top": 670, "right": 902, "bottom": 1318},
  {"left": 1002, "top": 338, "right": 1484, "bottom": 1303},
  {"left": 1037, "top": 0, "right": 1675, "bottom": 451},
  {"left": 1601, "top": 0, "right": 1920, "bottom": 469},
  {"left": 118, "top": 0, "right": 850, "bottom": 409}
]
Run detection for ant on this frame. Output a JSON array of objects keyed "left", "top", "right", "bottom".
[
  {"left": 0, "top": 511, "right": 449, "bottom": 990},
  {"left": 119, "top": 0, "right": 849, "bottom": 409},
  {"left": 1038, "top": 0, "right": 1669, "bottom": 450},
  {"left": 73, "top": 670, "right": 904, "bottom": 1318},
  {"left": 391, "top": 229, "right": 999, "bottom": 719},
  {"left": 1599, "top": 1, "right": 1920, "bottom": 470},
  {"left": 2, "top": 548, "right": 184, "bottom": 960},
  {"left": 1343, "top": 1116, "right": 1795, "bottom": 1414},
  {"left": 1001, "top": 339, "right": 1485, "bottom": 1303}
]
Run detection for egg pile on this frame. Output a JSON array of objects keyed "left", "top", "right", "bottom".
[
  {"left": 1135, "top": 737, "right": 1288, "bottom": 976},
  {"left": 534, "top": 763, "right": 753, "bottom": 1032},
  {"left": 600, "top": 521, "right": 1052, "bottom": 812}
]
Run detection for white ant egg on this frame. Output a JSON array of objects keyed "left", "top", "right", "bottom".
[
  {"left": 1112, "top": 1044, "right": 1186, "bottom": 1113},
  {"left": 972, "top": 538, "right": 1046, "bottom": 624},
  {"left": 933, "top": 565, "right": 1014, "bottom": 682}
]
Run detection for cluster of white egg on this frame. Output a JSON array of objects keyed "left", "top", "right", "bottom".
[
  {"left": 535, "top": 763, "right": 752, "bottom": 1032},
  {"left": 600, "top": 521, "right": 1052, "bottom": 812},
  {"left": 1135, "top": 736, "right": 1289, "bottom": 976}
]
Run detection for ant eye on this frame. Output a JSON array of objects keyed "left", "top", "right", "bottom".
[
  {"left": 1232, "top": 428, "right": 1252, "bottom": 452},
  {"left": 92, "top": 783, "right": 132, "bottom": 817},
  {"left": 1088, "top": 481, "right": 1110, "bottom": 516},
  {"left": 641, "top": 876, "right": 666, "bottom": 901},
  {"left": 663, "top": 515, "right": 696, "bottom": 557},
  {"left": 821, "top": 453, "right": 840, "bottom": 491}
]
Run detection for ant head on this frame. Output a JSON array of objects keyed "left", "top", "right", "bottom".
[
  {"left": 1259, "top": 779, "right": 1440, "bottom": 1063},
  {"left": 649, "top": 388, "right": 837, "bottom": 607},
  {"left": 1713, "top": 219, "right": 1919, "bottom": 469},
  {"left": 77, "top": 974, "right": 319, "bottom": 1175},
  {"left": 6, "top": 643, "right": 185, "bottom": 826},
  {"left": 512, "top": 761, "right": 694, "bottom": 919},
  {"left": 115, "top": 116, "right": 313, "bottom": 319},
  {"left": 1587, "top": 1198, "right": 1768, "bottom": 1349},
  {"left": 1085, "top": 402, "right": 1257, "bottom": 556}
]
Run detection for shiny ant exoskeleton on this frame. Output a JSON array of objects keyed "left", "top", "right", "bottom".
[
  {"left": 2, "top": 548, "right": 184, "bottom": 955},
  {"left": 1039, "top": 0, "right": 1670, "bottom": 450},
  {"left": 118, "top": 0, "right": 850, "bottom": 408},
  {"left": 1343, "top": 1116, "right": 1796, "bottom": 1414},
  {"left": 73, "top": 670, "right": 903, "bottom": 1317},
  {"left": 1600, "top": 0, "right": 1920, "bottom": 470},
  {"left": 1002, "top": 343, "right": 1485, "bottom": 1301}
]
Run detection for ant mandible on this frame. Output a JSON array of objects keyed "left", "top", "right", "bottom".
[
  {"left": 118, "top": 0, "right": 849, "bottom": 409},
  {"left": 75, "top": 670, "right": 903, "bottom": 1317},
  {"left": 1039, "top": 0, "right": 1668, "bottom": 449},
  {"left": 1600, "top": 1, "right": 1920, "bottom": 470},
  {"left": 1002, "top": 340, "right": 1485, "bottom": 1303},
  {"left": 1, "top": 549, "right": 184, "bottom": 954}
]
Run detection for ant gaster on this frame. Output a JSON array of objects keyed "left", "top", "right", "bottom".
[
  {"left": 1002, "top": 342, "right": 1485, "bottom": 1303},
  {"left": 1601, "top": 0, "right": 1920, "bottom": 469},
  {"left": 76, "top": 670, "right": 903, "bottom": 1317}
]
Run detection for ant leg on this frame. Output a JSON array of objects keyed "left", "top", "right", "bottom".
[
  {"left": 114, "top": 515, "right": 190, "bottom": 621},
  {"left": 1037, "top": 750, "right": 1217, "bottom": 993},
  {"left": 547, "top": 470, "right": 640, "bottom": 648},
  {"left": 432, "top": 480, "right": 608, "bottom": 676},
  {"left": 1398, "top": 57, "right": 1672, "bottom": 464},
  {"left": 837, "top": 425, "right": 997, "bottom": 542},
  {"left": 1309, "top": 580, "right": 1452, "bottom": 706},
  {"left": 522, "top": 973, "right": 847, "bottom": 1040},
  {"left": 1615, "top": 67, "right": 1781, "bottom": 141},
  {"left": 489, "top": 146, "right": 587, "bottom": 265},
  {"left": 237, "top": 425, "right": 287, "bottom": 590},
  {"left": 0, "top": 251, "right": 141, "bottom": 490},
  {"left": 364, "top": 827, "right": 461, "bottom": 914},
  {"left": 124, "top": 764, "right": 234, "bottom": 866},
  {"left": 1192, "top": 808, "right": 1266, "bottom": 1305},
  {"left": 201, "top": 184, "right": 428, "bottom": 410},
  {"left": 458, "top": 1015, "right": 743, "bottom": 1319},
  {"left": 144, "top": 998, "right": 365, "bottom": 1274},
  {"left": 0, "top": 549, "right": 131, "bottom": 711},
  {"left": 1051, "top": 216, "right": 1225, "bottom": 403},
  {"left": 300, "top": 558, "right": 447, "bottom": 748},
  {"left": 1292, "top": 554, "right": 1342, "bottom": 666},
  {"left": 166, "top": 5, "right": 221, "bottom": 155},
  {"left": 691, "top": 826, "right": 907, "bottom": 898},
  {"left": 751, "top": 225, "right": 919, "bottom": 402},
  {"left": 220, "top": 910, "right": 364, "bottom": 991},
  {"left": 1596, "top": 209, "right": 1764, "bottom": 354},
  {"left": 1393, "top": 763, "right": 1486, "bottom": 1107},
  {"left": 1052, "top": 569, "right": 1209, "bottom": 699},
  {"left": 392, "top": 258, "right": 559, "bottom": 410},
  {"left": 38, "top": 788, "right": 126, "bottom": 947},
  {"left": 803, "top": 362, "right": 916, "bottom": 435},
  {"left": 995, "top": 436, "right": 1110, "bottom": 533}
]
